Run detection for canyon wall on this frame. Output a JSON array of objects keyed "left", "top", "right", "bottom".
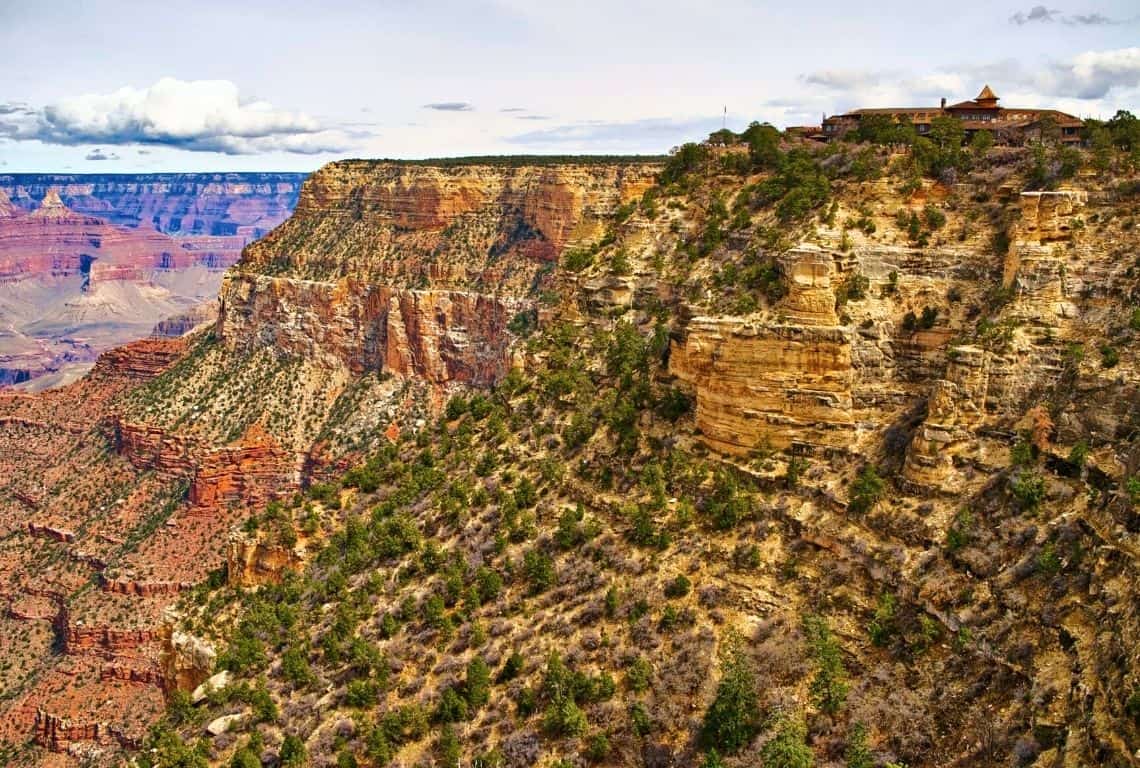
[
  {"left": 220, "top": 161, "right": 658, "bottom": 383},
  {"left": 0, "top": 172, "right": 305, "bottom": 239}
]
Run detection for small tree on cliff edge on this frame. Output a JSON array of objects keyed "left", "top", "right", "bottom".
[{"left": 848, "top": 465, "right": 886, "bottom": 517}]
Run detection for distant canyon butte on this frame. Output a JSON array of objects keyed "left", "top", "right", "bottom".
[{"left": 0, "top": 174, "right": 307, "bottom": 390}]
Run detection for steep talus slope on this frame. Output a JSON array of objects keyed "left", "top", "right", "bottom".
[
  {"left": 3, "top": 140, "right": 1140, "bottom": 768},
  {"left": 0, "top": 159, "right": 659, "bottom": 766},
  {"left": 149, "top": 141, "right": 1140, "bottom": 768}
]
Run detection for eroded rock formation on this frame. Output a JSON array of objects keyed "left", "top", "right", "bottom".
[
  {"left": 0, "top": 172, "right": 305, "bottom": 238},
  {"left": 0, "top": 176, "right": 304, "bottom": 391},
  {"left": 226, "top": 529, "right": 303, "bottom": 587},
  {"left": 218, "top": 161, "right": 656, "bottom": 385},
  {"left": 671, "top": 245, "right": 854, "bottom": 453}
]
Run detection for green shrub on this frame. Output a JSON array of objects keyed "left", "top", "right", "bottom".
[
  {"left": 543, "top": 697, "right": 588, "bottom": 737},
  {"left": 704, "top": 469, "right": 750, "bottom": 530},
  {"left": 523, "top": 548, "right": 556, "bottom": 593},
  {"left": 508, "top": 310, "right": 537, "bottom": 337},
  {"left": 280, "top": 734, "right": 308, "bottom": 768},
  {"left": 803, "top": 615, "right": 848, "bottom": 715},
  {"left": 563, "top": 248, "right": 594, "bottom": 272},
  {"left": 585, "top": 732, "right": 611, "bottom": 762},
  {"left": 498, "top": 650, "right": 524, "bottom": 682},
  {"left": 1011, "top": 470, "right": 1046, "bottom": 510},
  {"left": 230, "top": 747, "right": 261, "bottom": 768},
  {"left": 438, "top": 724, "right": 461, "bottom": 765},
  {"left": 845, "top": 722, "right": 873, "bottom": 768},
  {"left": 868, "top": 592, "right": 898, "bottom": 646},
  {"left": 435, "top": 686, "right": 469, "bottom": 723},
  {"left": 660, "top": 142, "right": 710, "bottom": 184},
  {"left": 838, "top": 272, "right": 870, "bottom": 303},
  {"left": 630, "top": 702, "right": 653, "bottom": 736},
  {"left": 923, "top": 204, "right": 946, "bottom": 230},
  {"left": 945, "top": 509, "right": 973, "bottom": 553},
  {"left": 760, "top": 712, "right": 814, "bottom": 768},
  {"left": 1126, "top": 476, "right": 1140, "bottom": 505},
  {"left": 847, "top": 465, "right": 886, "bottom": 516},
  {"left": 1068, "top": 440, "right": 1089, "bottom": 468},
  {"left": 611, "top": 249, "right": 632, "bottom": 275},
  {"left": 626, "top": 656, "right": 652, "bottom": 693},
  {"left": 1036, "top": 541, "right": 1062, "bottom": 575},
  {"left": 665, "top": 574, "right": 692, "bottom": 599},
  {"left": 345, "top": 679, "right": 379, "bottom": 708},
  {"left": 466, "top": 657, "right": 492, "bottom": 709}
]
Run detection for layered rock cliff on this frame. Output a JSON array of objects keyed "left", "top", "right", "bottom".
[
  {"left": 0, "top": 172, "right": 305, "bottom": 239},
  {"left": 216, "top": 161, "right": 656, "bottom": 385},
  {"left": 0, "top": 159, "right": 662, "bottom": 766}
]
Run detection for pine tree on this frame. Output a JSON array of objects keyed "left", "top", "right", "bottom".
[{"left": 700, "top": 635, "right": 760, "bottom": 753}]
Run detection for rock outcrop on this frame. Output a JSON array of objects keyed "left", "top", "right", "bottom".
[
  {"left": 1002, "top": 190, "right": 1087, "bottom": 324},
  {"left": 33, "top": 709, "right": 140, "bottom": 752},
  {"left": 671, "top": 245, "right": 854, "bottom": 453},
  {"left": 227, "top": 529, "right": 303, "bottom": 587},
  {"left": 219, "top": 160, "right": 657, "bottom": 386},
  {"left": 670, "top": 318, "right": 854, "bottom": 453},
  {"left": 904, "top": 345, "right": 991, "bottom": 490},
  {"left": 161, "top": 626, "right": 217, "bottom": 693},
  {"left": 219, "top": 275, "right": 525, "bottom": 383},
  {"left": 89, "top": 338, "right": 186, "bottom": 380},
  {"left": 188, "top": 425, "right": 296, "bottom": 509}
]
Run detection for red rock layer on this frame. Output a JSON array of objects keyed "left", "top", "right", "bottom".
[
  {"left": 0, "top": 191, "right": 231, "bottom": 282},
  {"left": 89, "top": 338, "right": 186, "bottom": 380},
  {"left": 109, "top": 417, "right": 297, "bottom": 505},
  {"left": 188, "top": 425, "right": 295, "bottom": 509},
  {"left": 33, "top": 709, "right": 142, "bottom": 752},
  {"left": 58, "top": 606, "right": 160, "bottom": 656},
  {"left": 27, "top": 523, "right": 75, "bottom": 543}
]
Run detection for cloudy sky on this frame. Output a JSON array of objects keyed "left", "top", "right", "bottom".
[{"left": 1, "top": 0, "right": 1138, "bottom": 172}]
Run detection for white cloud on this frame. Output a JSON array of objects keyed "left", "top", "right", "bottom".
[
  {"left": 423, "top": 102, "right": 475, "bottom": 112},
  {"left": 2, "top": 78, "right": 357, "bottom": 155},
  {"left": 1050, "top": 47, "right": 1140, "bottom": 98},
  {"left": 508, "top": 116, "right": 724, "bottom": 152},
  {"left": 802, "top": 70, "right": 882, "bottom": 90},
  {"left": 800, "top": 47, "right": 1140, "bottom": 112}
]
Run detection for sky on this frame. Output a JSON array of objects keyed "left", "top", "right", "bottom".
[{"left": 1, "top": 0, "right": 1138, "bottom": 172}]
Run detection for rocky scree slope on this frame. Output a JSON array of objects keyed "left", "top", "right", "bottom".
[
  {"left": 4, "top": 141, "right": 1140, "bottom": 768},
  {"left": 0, "top": 158, "right": 656, "bottom": 766},
  {"left": 154, "top": 144, "right": 1140, "bottom": 768}
]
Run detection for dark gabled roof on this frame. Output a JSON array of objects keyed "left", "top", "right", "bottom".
[
  {"left": 945, "top": 100, "right": 999, "bottom": 111},
  {"left": 850, "top": 107, "right": 935, "bottom": 115}
]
